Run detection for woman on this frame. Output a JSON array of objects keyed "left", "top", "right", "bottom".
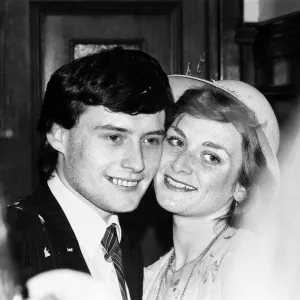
[{"left": 143, "top": 75, "right": 280, "bottom": 300}]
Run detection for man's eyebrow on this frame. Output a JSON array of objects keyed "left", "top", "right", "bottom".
[
  {"left": 94, "top": 125, "right": 129, "bottom": 133},
  {"left": 170, "top": 125, "right": 186, "bottom": 139},
  {"left": 94, "top": 125, "right": 165, "bottom": 136},
  {"left": 146, "top": 130, "right": 166, "bottom": 136},
  {"left": 202, "top": 141, "right": 230, "bottom": 157}
]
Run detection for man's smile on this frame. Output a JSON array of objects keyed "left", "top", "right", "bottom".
[{"left": 105, "top": 175, "right": 140, "bottom": 187}]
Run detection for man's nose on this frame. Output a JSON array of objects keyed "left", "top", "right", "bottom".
[{"left": 121, "top": 144, "right": 145, "bottom": 173}]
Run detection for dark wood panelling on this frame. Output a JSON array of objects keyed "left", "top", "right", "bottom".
[
  {"left": 235, "top": 22, "right": 257, "bottom": 85},
  {"left": 1, "top": 0, "right": 33, "bottom": 197},
  {"left": 219, "top": 0, "right": 243, "bottom": 80},
  {"left": 30, "top": 1, "right": 182, "bottom": 73},
  {"left": 0, "top": 2, "right": 4, "bottom": 110},
  {"left": 206, "top": 0, "right": 220, "bottom": 80},
  {"left": 206, "top": 0, "right": 243, "bottom": 81},
  {"left": 255, "top": 12, "right": 300, "bottom": 89},
  {"left": 255, "top": 13, "right": 300, "bottom": 156},
  {"left": 255, "top": 12, "right": 300, "bottom": 130},
  {"left": 237, "top": 12, "right": 300, "bottom": 156}
]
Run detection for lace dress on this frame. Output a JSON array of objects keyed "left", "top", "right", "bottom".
[{"left": 143, "top": 227, "right": 256, "bottom": 300}]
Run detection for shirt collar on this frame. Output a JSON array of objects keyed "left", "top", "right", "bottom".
[{"left": 47, "top": 172, "right": 122, "bottom": 258}]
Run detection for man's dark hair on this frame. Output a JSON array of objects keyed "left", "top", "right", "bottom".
[{"left": 37, "top": 47, "right": 173, "bottom": 179}]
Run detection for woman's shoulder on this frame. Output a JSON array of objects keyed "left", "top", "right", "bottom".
[
  {"left": 213, "top": 226, "right": 258, "bottom": 265},
  {"left": 207, "top": 227, "right": 258, "bottom": 279},
  {"left": 199, "top": 227, "right": 257, "bottom": 290},
  {"left": 206, "top": 227, "right": 256, "bottom": 259},
  {"left": 215, "top": 228, "right": 262, "bottom": 300},
  {"left": 225, "top": 227, "right": 257, "bottom": 251}
]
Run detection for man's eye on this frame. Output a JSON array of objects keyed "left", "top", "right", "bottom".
[
  {"left": 203, "top": 153, "right": 221, "bottom": 165},
  {"left": 166, "top": 136, "right": 184, "bottom": 147},
  {"left": 107, "top": 135, "right": 121, "bottom": 142},
  {"left": 143, "top": 137, "right": 163, "bottom": 146}
]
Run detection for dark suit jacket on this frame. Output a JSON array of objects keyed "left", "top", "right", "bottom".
[{"left": 6, "top": 183, "right": 143, "bottom": 300}]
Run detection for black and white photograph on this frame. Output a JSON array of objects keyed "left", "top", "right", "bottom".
[{"left": 1, "top": 1, "right": 300, "bottom": 299}]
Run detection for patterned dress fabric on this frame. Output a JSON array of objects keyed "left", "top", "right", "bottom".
[{"left": 143, "top": 228, "right": 256, "bottom": 300}]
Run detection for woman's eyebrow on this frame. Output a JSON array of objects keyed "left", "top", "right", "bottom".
[
  {"left": 170, "top": 125, "right": 186, "bottom": 139},
  {"left": 202, "top": 141, "right": 230, "bottom": 157}
]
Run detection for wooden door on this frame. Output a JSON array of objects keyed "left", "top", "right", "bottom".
[{"left": 41, "top": 9, "right": 179, "bottom": 92}]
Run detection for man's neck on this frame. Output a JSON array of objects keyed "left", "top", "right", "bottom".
[{"left": 54, "top": 168, "right": 113, "bottom": 222}]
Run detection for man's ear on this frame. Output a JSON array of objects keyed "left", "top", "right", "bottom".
[
  {"left": 233, "top": 183, "right": 247, "bottom": 203},
  {"left": 46, "top": 124, "right": 68, "bottom": 154}
]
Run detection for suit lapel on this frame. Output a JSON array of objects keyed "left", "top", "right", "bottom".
[
  {"left": 34, "top": 184, "right": 90, "bottom": 273},
  {"left": 121, "top": 233, "right": 143, "bottom": 300},
  {"left": 31, "top": 184, "right": 143, "bottom": 299}
]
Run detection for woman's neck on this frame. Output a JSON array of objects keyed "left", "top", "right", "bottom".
[{"left": 172, "top": 215, "right": 227, "bottom": 270}]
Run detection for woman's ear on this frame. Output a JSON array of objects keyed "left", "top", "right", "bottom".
[
  {"left": 46, "top": 124, "right": 68, "bottom": 154},
  {"left": 233, "top": 184, "right": 247, "bottom": 203}
]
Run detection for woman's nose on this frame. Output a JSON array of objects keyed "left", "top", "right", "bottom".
[{"left": 171, "top": 151, "right": 193, "bottom": 175}]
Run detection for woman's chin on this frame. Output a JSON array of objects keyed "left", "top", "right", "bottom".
[{"left": 156, "top": 195, "right": 184, "bottom": 214}]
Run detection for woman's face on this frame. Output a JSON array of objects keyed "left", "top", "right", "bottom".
[{"left": 154, "top": 114, "right": 245, "bottom": 219}]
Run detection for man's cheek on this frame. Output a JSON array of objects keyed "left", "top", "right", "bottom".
[{"left": 150, "top": 150, "right": 162, "bottom": 163}]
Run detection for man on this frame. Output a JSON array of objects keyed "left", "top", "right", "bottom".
[{"left": 7, "top": 47, "right": 173, "bottom": 300}]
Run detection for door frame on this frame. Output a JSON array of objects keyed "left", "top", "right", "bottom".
[{"left": 30, "top": 0, "right": 183, "bottom": 187}]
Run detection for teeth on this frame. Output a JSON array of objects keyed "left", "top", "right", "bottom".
[
  {"left": 166, "top": 177, "right": 196, "bottom": 190},
  {"left": 110, "top": 177, "right": 138, "bottom": 187}
]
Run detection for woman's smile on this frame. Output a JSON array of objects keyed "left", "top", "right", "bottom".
[{"left": 164, "top": 175, "right": 197, "bottom": 192}]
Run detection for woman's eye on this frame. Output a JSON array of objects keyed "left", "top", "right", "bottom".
[
  {"left": 166, "top": 136, "right": 184, "bottom": 147},
  {"left": 203, "top": 153, "right": 221, "bottom": 165}
]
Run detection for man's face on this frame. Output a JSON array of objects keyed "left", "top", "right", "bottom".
[{"left": 54, "top": 106, "right": 165, "bottom": 218}]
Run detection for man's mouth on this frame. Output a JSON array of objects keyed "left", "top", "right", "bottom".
[
  {"left": 106, "top": 176, "right": 139, "bottom": 187},
  {"left": 164, "top": 175, "right": 197, "bottom": 191}
]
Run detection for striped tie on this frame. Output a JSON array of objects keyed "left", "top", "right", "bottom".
[{"left": 101, "top": 224, "right": 128, "bottom": 300}]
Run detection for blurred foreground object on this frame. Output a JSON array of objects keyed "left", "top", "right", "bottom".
[
  {"left": 226, "top": 109, "right": 300, "bottom": 300},
  {"left": 27, "top": 269, "right": 118, "bottom": 300},
  {"left": 0, "top": 183, "right": 20, "bottom": 300}
]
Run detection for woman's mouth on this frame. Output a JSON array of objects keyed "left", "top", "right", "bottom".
[{"left": 164, "top": 175, "right": 197, "bottom": 192}]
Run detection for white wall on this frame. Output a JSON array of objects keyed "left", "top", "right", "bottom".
[
  {"left": 244, "top": 0, "right": 300, "bottom": 22},
  {"left": 244, "top": 0, "right": 260, "bottom": 22}
]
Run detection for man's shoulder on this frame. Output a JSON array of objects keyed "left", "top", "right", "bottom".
[
  {"left": 12, "top": 182, "right": 52, "bottom": 205},
  {"left": 6, "top": 184, "right": 67, "bottom": 283},
  {"left": 6, "top": 183, "right": 56, "bottom": 230}
]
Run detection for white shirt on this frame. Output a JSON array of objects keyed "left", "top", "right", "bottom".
[{"left": 48, "top": 172, "right": 130, "bottom": 300}]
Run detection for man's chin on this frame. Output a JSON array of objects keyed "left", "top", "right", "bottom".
[{"left": 119, "top": 199, "right": 141, "bottom": 213}]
